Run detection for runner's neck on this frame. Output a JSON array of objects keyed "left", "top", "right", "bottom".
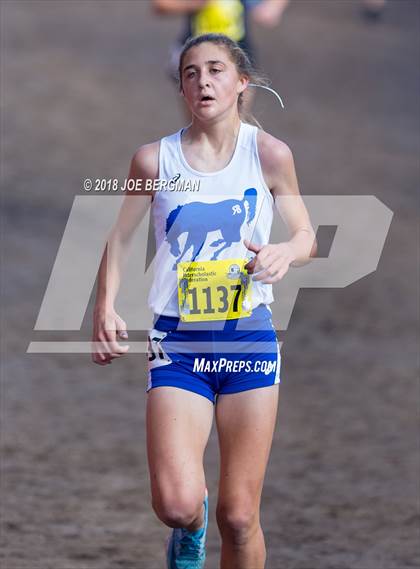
[{"left": 181, "top": 117, "right": 242, "bottom": 171}]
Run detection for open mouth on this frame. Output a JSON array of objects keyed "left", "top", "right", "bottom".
[{"left": 200, "top": 95, "right": 215, "bottom": 102}]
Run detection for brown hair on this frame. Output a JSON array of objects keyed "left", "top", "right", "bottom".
[{"left": 178, "top": 33, "right": 269, "bottom": 126}]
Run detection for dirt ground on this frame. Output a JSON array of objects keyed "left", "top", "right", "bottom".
[{"left": 1, "top": 1, "right": 419, "bottom": 568}]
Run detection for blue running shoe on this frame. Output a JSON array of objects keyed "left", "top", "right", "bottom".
[{"left": 166, "top": 489, "right": 208, "bottom": 569}]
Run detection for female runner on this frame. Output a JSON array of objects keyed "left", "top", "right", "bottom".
[{"left": 92, "top": 33, "right": 317, "bottom": 569}]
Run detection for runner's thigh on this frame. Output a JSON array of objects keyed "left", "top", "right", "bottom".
[
  {"left": 215, "top": 386, "right": 279, "bottom": 512},
  {"left": 146, "top": 386, "right": 214, "bottom": 506}
]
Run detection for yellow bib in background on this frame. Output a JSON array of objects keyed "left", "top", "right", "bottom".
[
  {"left": 191, "top": 0, "right": 245, "bottom": 42},
  {"left": 177, "top": 259, "right": 252, "bottom": 322}
]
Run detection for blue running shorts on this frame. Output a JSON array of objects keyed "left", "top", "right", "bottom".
[{"left": 146, "top": 304, "right": 281, "bottom": 404}]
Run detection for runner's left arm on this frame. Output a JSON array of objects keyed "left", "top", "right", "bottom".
[{"left": 245, "top": 131, "right": 317, "bottom": 283}]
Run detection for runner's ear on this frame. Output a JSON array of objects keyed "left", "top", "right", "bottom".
[{"left": 237, "top": 75, "right": 249, "bottom": 95}]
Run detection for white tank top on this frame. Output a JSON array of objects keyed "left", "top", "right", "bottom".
[{"left": 148, "top": 121, "right": 275, "bottom": 317}]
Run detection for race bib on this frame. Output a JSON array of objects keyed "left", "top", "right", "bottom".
[{"left": 177, "top": 259, "right": 252, "bottom": 322}]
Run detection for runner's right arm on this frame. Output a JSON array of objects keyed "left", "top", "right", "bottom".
[
  {"left": 152, "top": 0, "right": 208, "bottom": 15},
  {"left": 92, "top": 142, "right": 159, "bottom": 365}
]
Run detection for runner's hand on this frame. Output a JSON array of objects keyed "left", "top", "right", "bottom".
[
  {"left": 91, "top": 307, "right": 130, "bottom": 365},
  {"left": 244, "top": 239, "right": 296, "bottom": 284}
]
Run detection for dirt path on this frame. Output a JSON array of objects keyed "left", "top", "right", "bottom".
[{"left": 1, "top": 1, "right": 419, "bottom": 567}]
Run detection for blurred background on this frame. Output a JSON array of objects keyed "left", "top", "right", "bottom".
[{"left": 1, "top": 1, "right": 419, "bottom": 567}]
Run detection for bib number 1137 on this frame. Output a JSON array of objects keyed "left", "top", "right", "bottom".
[{"left": 188, "top": 284, "right": 242, "bottom": 315}]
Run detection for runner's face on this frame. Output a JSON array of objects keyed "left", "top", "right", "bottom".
[{"left": 181, "top": 43, "right": 248, "bottom": 119}]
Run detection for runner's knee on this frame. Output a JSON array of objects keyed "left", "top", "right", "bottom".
[
  {"left": 216, "top": 502, "right": 260, "bottom": 545},
  {"left": 152, "top": 492, "right": 203, "bottom": 528}
]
